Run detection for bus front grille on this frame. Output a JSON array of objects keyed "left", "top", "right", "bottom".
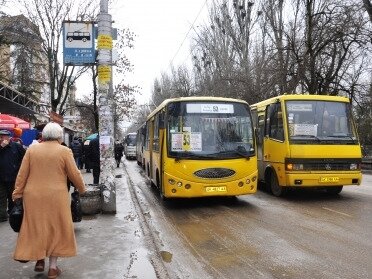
[
  {"left": 305, "top": 163, "right": 352, "bottom": 171},
  {"left": 194, "top": 168, "right": 236, "bottom": 179}
]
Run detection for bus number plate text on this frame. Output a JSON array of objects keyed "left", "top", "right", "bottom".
[
  {"left": 205, "top": 186, "right": 227, "bottom": 193},
  {"left": 319, "top": 177, "right": 339, "bottom": 183}
]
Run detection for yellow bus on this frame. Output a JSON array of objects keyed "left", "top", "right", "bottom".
[
  {"left": 141, "top": 96, "right": 258, "bottom": 199},
  {"left": 136, "top": 123, "right": 146, "bottom": 167},
  {"left": 250, "top": 94, "right": 362, "bottom": 196}
]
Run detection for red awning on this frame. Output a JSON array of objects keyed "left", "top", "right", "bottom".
[{"left": 0, "top": 113, "right": 31, "bottom": 129}]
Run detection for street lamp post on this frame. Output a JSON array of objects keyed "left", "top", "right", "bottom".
[{"left": 97, "top": 0, "right": 116, "bottom": 213}]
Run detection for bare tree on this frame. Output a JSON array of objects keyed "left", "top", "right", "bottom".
[
  {"left": 363, "top": 0, "right": 372, "bottom": 22},
  {"left": 71, "top": 28, "right": 138, "bottom": 133},
  {"left": 15, "top": 0, "right": 98, "bottom": 113}
]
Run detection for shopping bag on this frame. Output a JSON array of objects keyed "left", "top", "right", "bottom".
[
  {"left": 9, "top": 198, "right": 23, "bottom": 232},
  {"left": 71, "top": 190, "right": 82, "bottom": 222}
]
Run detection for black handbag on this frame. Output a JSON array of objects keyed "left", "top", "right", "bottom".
[
  {"left": 9, "top": 198, "right": 23, "bottom": 232},
  {"left": 71, "top": 190, "right": 82, "bottom": 222}
]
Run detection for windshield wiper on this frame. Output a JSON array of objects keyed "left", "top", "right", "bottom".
[
  {"left": 325, "top": 135, "right": 357, "bottom": 143},
  {"left": 217, "top": 150, "right": 251, "bottom": 159},
  {"left": 292, "top": 135, "right": 321, "bottom": 142},
  {"left": 174, "top": 152, "right": 216, "bottom": 161}
]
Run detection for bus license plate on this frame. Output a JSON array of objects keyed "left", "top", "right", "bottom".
[
  {"left": 205, "top": 186, "right": 227, "bottom": 193},
  {"left": 319, "top": 177, "right": 339, "bottom": 183}
]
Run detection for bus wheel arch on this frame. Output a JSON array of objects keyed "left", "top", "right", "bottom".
[
  {"left": 156, "top": 169, "right": 167, "bottom": 200},
  {"left": 266, "top": 167, "right": 287, "bottom": 197}
]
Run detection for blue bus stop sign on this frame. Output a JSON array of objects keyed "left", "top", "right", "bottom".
[{"left": 63, "top": 21, "right": 96, "bottom": 66}]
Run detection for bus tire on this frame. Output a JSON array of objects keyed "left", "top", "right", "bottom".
[
  {"left": 326, "top": 186, "right": 343, "bottom": 195},
  {"left": 157, "top": 172, "right": 168, "bottom": 201},
  {"left": 270, "top": 171, "right": 287, "bottom": 197}
]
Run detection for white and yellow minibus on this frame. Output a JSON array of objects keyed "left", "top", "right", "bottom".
[
  {"left": 142, "top": 96, "right": 258, "bottom": 199},
  {"left": 250, "top": 94, "right": 362, "bottom": 196}
]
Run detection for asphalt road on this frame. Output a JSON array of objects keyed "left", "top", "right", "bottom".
[{"left": 124, "top": 159, "right": 372, "bottom": 279}]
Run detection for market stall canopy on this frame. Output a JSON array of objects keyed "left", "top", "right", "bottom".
[
  {"left": 0, "top": 113, "right": 31, "bottom": 129},
  {"left": 85, "top": 133, "right": 98, "bottom": 140}
]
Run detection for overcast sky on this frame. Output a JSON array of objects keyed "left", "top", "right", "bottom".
[{"left": 99, "top": 0, "right": 210, "bottom": 104}]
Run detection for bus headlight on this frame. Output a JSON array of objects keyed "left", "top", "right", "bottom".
[
  {"left": 168, "top": 179, "right": 175, "bottom": 185},
  {"left": 177, "top": 181, "right": 183, "bottom": 187},
  {"left": 350, "top": 163, "right": 358, "bottom": 170},
  {"left": 287, "top": 163, "right": 304, "bottom": 170}
]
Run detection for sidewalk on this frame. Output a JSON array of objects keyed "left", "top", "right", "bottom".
[{"left": 0, "top": 167, "right": 156, "bottom": 279}]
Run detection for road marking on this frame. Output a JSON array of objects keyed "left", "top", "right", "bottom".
[{"left": 322, "top": 207, "right": 353, "bottom": 217}]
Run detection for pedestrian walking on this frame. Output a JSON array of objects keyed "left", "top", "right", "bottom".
[
  {"left": 114, "top": 139, "right": 124, "bottom": 167},
  {"left": 83, "top": 139, "right": 91, "bottom": 173},
  {"left": 0, "top": 130, "right": 25, "bottom": 222},
  {"left": 78, "top": 137, "right": 84, "bottom": 169},
  {"left": 12, "top": 122, "right": 86, "bottom": 278},
  {"left": 12, "top": 127, "right": 24, "bottom": 146},
  {"left": 29, "top": 132, "right": 42, "bottom": 146},
  {"left": 89, "top": 135, "right": 100, "bottom": 184},
  {"left": 70, "top": 136, "right": 83, "bottom": 169}
]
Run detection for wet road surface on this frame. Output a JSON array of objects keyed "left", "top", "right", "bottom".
[{"left": 123, "top": 159, "right": 372, "bottom": 279}]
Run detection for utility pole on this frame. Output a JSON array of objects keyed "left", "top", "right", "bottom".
[{"left": 97, "top": 0, "right": 116, "bottom": 213}]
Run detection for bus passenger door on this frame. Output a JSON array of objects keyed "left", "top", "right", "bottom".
[
  {"left": 148, "top": 118, "right": 154, "bottom": 180},
  {"left": 263, "top": 103, "right": 286, "bottom": 184},
  {"left": 256, "top": 112, "right": 265, "bottom": 181}
]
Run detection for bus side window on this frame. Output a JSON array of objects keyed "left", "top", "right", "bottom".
[
  {"left": 267, "top": 103, "right": 284, "bottom": 141},
  {"left": 153, "top": 114, "right": 160, "bottom": 151},
  {"left": 257, "top": 115, "right": 265, "bottom": 144}
]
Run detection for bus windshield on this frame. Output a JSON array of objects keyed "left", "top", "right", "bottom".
[
  {"left": 126, "top": 134, "right": 136, "bottom": 145},
  {"left": 285, "top": 100, "right": 357, "bottom": 143},
  {"left": 167, "top": 101, "right": 255, "bottom": 159}
]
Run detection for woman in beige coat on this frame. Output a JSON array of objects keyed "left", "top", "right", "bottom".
[{"left": 12, "top": 122, "right": 86, "bottom": 279}]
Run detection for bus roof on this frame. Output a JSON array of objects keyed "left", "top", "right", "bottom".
[
  {"left": 250, "top": 94, "right": 350, "bottom": 110},
  {"left": 146, "top": 96, "right": 249, "bottom": 120}
]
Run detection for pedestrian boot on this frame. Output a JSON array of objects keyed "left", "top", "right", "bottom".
[
  {"left": 48, "top": 267, "right": 62, "bottom": 279},
  {"left": 34, "top": 259, "right": 45, "bottom": 272}
]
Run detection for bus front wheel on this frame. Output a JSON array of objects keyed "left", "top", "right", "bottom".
[
  {"left": 157, "top": 172, "right": 168, "bottom": 201},
  {"left": 270, "top": 172, "right": 287, "bottom": 197}
]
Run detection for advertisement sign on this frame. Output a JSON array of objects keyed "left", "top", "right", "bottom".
[{"left": 63, "top": 21, "right": 95, "bottom": 65}]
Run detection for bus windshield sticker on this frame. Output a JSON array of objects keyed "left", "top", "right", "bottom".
[
  {"left": 291, "top": 124, "right": 318, "bottom": 136},
  {"left": 287, "top": 104, "right": 313, "bottom": 112},
  {"left": 171, "top": 133, "right": 183, "bottom": 151},
  {"left": 186, "top": 103, "right": 234, "bottom": 114},
  {"left": 171, "top": 132, "right": 202, "bottom": 152},
  {"left": 189, "top": 133, "right": 202, "bottom": 151},
  {"left": 288, "top": 113, "right": 294, "bottom": 124},
  {"left": 183, "top": 132, "right": 191, "bottom": 151}
]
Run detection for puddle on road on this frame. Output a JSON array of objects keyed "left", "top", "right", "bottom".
[
  {"left": 160, "top": 250, "right": 173, "bottom": 263},
  {"left": 128, "top": 247, "right": 157, "bottom": 279}
]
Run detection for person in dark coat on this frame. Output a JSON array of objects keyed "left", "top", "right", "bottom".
[
  {"left": 83, "top": 139, "right": 91, "bottom": 173},
  {"left": 88, "top": 136, "right": 100, "bottom": 184},
  {"left": 114, "top": 140, "right": 124, "bottom": 168},
  {"left": 70, "top": 136, "right": 83, "bottom": 169},
  {"left": 0, "top": 130, "right": 25, "bottom": 222}
]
